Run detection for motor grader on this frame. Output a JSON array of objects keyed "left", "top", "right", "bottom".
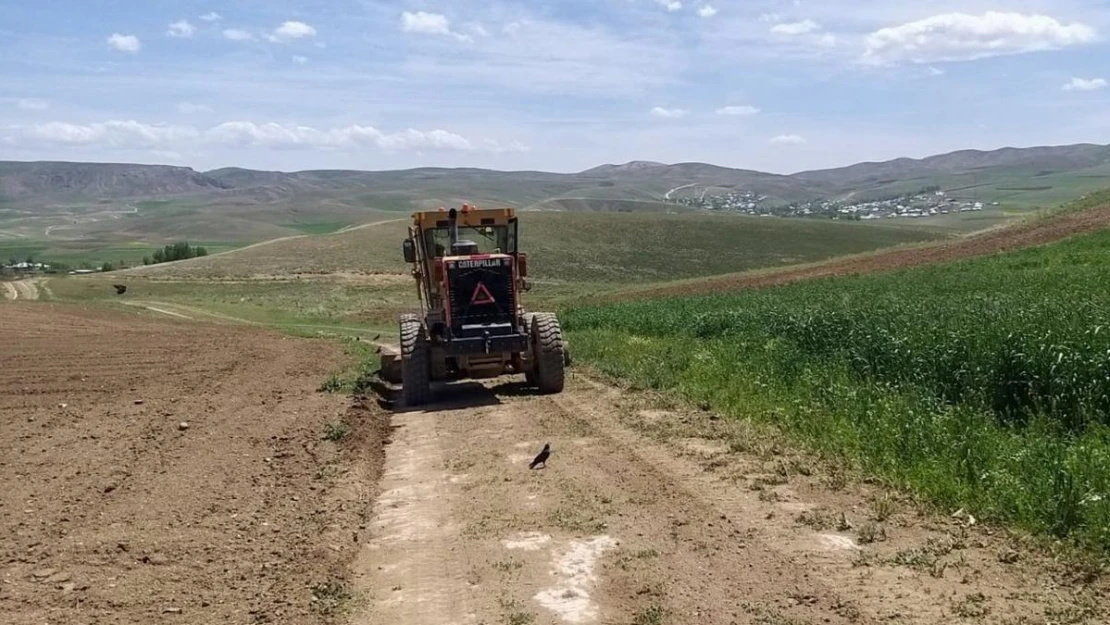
[{"left": 377, "top": 204, "right": 567, "bottom": 406}]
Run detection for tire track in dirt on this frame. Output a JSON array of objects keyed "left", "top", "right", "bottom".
[
  {"left": 350, "top": 375, "right": 1106, "bottom": 625},
  {"left": 12, "top": 279, "right": 40, "bottom": 300},
  {"left": 1, "top": 281, "right": 16, "bottom": 300}
]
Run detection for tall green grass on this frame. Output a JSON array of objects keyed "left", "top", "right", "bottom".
[{"left": 564, "top": 228, "right": 1110, "bottom": 552}]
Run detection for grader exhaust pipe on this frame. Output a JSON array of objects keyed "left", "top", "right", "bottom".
[{"left": 448, "top": 207, "right": 459, "bottom": 248}]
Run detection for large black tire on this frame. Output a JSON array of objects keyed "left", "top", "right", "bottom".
[
  {"left": 400, "top": 313, "right": 431, "bottom": 406},
  {"left": 531, "top": 312, "right": 565, "bottom": 394}
]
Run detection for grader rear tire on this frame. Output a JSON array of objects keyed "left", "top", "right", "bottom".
[
  {"left": 400, "top": 313, "right": 431, "bottom": 406},
  {"left": 531, "top": 312, "right": 565, "bottom": 394}
]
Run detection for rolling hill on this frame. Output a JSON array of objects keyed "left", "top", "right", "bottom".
[
  {"left": 4, "top": 141, "right": 1109, "bottom": 211},
  {"left": 124, "top": 211, "right": 940, "bottom": 283},
  {"left": 2, "top": 141, "right": 1109, "bottom": 266},
  {"left": 0, "top": 161, "right": 229, "bottom": 200}
]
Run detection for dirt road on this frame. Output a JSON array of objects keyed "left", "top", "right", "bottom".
[
  {"left": 348, "top": 376, "right": 1106, "bottom": 625},
  {"left": 120, "top": 218, "right": 405, "bottom": 277},
  {"left": 1, "top": 278, "right": 40, "bottom": 300},
  {"left": 0, "top": 303, "right": 386, "bottom": 625}
]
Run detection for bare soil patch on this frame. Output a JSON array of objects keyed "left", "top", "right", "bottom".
[
  {"left": 0, "top": 303, "right": 389, "bottom": 625},
  {"left": 348, "top": 374, "right": 1106, "bottom": 625}
]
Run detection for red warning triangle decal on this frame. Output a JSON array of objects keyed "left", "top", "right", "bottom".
[{"left": 470, "top": 282, "right": 496, "bottom": 305}]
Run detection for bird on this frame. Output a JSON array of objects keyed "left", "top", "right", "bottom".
[{"left": 529, "top": 443, "right": 551, "bottom": 470}]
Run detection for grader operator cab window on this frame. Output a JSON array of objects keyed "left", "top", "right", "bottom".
[{"left": 424, "top": 220, "right": 517, "bottom": 257}]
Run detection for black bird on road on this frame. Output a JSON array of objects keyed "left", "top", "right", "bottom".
[{"left": 529, "top": 443, "right": 551, "bottom": 470}]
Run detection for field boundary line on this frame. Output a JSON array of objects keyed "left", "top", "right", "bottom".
[
  {"left": 116, "top": 218, "right": 406, "bottom": 274},
  {"left": 118, "top": 299, "right": 395, "bottom": 345}
]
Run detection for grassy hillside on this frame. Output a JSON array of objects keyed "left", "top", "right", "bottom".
[
  {"left": 127, "top": 211, "right": 941, "bottom": 284},
  {"left": 46, "top": 274, "right": 413, "bottom": 335},
  {"left": 563, "top": 225, "right": 1110, "bottom": 551},
  {"left": 6, "top": 142, "right": 1108, "bottom": 269},
  {"left": 794, "top": 143, "right": 1110, "bottom": 205}
]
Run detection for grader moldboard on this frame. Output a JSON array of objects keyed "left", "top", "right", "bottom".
[{"left": 375, "top": 204, "right": 568, "bottom": 407}]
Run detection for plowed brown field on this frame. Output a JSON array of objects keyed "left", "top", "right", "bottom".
[{"left": 0, "top": 303, "right": 387, "bottom": 625}]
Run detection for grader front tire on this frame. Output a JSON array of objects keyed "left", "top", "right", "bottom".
[
  {"left": 400, "top": 314, "right": 431, "bottom": 406},
  {"left": 532, "top": 312, "right": 565, "bottom": 394}
]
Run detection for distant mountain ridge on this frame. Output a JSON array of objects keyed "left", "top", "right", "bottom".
[
  {"left": 0, "top": 161, "right": 229, "bottom": 200},
  {"left": 2, "top": 142, "right": 1109, "bottom": 210}
]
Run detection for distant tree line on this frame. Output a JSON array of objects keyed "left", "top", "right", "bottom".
[{"left": 143, "top": 242, "right": 208, "bottom": 266}]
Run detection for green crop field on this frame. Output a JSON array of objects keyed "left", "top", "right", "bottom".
[
  {"left": 0, "top": 241, "right": 238, "bottom": 269},
  {"left": 131, "top": 211, "right": 941, "bottom": 284},
  {"left": 45, "top": 275, "right": 414, "bottom": 337},
  {"left": 564, "top": 227, "right": 1110, "bottom": 551}
]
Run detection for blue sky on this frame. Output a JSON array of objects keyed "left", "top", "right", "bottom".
[{"left": 2, "top": 0, "right": 1110, "bottom": 173}]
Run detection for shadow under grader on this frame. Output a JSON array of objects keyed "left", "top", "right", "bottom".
[
  {"left": 367, "top": 377, "right": 549, "bottom": 413},
  {"left": 374, "top": 380, "right": 502, "bottom": 413}
]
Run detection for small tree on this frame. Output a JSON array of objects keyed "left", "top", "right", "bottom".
[
  {"left": 101, "top": 261, "right": 115, "bottom": 272},
  {"left": 142, "top": 255, "right": 152, "bottom": 265}
]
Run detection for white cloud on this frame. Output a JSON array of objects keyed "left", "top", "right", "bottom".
[
  {"left": 292, "top": 55, "right": 308, "bottom": 65},
  {"left": 771, "top": 20, "right": 820, "bottom": 35},
  {"left": 4, "top": 120, "right": 525, "bottom": 154},
  {"left": 19, "top": 121, "right": 198, "bottom": 147},
  {"left": 759, "top": 13, "right": 780, "bottom": 23},
  {"left": 223, "top": 29, "right": 254, "bottom": 41},
  {"left": 177, "top": 102, "right": 213, "bottom": 114},
  {"left": 407, "top": 17, "right": 679, "bottom": 94},
  {"left": 464, "top": 22, "right": 489, "bottom": 37},
  {"left": 16, "top": 98, "right": 49, "bottom": 111},
  {"left": 650, "top": 106, "right": 688, "bottom": 119},
  {"left": 928, "top": 66, "right": 946, "bottom": 76},
  {"left": 697, "top": 5, "right": 717, "bottom": 18},
  {"left": 770, "top": 134, "right": 806, "bottom": 145},
  {"left": 863, "top": 12, "right": 1096, "bottom": 65},
  {"left": 1063, "top": 77, "right": 1107, "bottom": 91},
  {"left": 655, "top": 0, "right": 682, "bottom": 11},
  {"left": 106, "top": 33, "right": 141, "bottom": 53},
  {"left": 167, "top": 20, "right": 196, "bottom": 39},
  {"left": 267, "top": 21, "right": 317, "bottom": 42},
  {"left": 199, "top": 12, "right": 222, "bottom": 22},
  {"left": 401, "top": 11, "right": 472, "bottom": 41},
  {"left": 151, "top": 150, "right": 185, "bottom": 161},
  {"left": 206, "top": 122, "right": 519, "bottom": 152},
  {"left": 716, "top": 105, "right": 759, "bottom": 116},
  {"left": 402, "top": 11, "right": 450, "bottom": 35}
]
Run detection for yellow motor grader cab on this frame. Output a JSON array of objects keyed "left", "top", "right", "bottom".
[{"left": 378, "top": 204, "right": 566, "bottom": 406}]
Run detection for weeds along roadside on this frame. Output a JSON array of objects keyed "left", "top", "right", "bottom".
[{"left": 562, "top": 227, "right": 1110, "bottom": 555}]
